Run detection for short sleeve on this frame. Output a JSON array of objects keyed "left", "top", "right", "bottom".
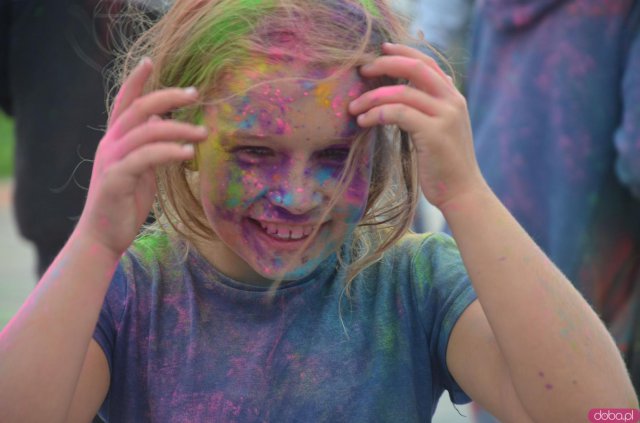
[
  {"left": 92, "top": 263, "right": 129, "bottom": 374},
  {"left": 411, "top": 233, "right": 477, "bottom": 404},
  {"left": 614, "top": 7, "right": 640, "bottom": 199}
]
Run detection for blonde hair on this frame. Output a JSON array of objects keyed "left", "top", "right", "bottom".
[{"left": 111, "top": 0, "right": 435, "bottom": 293}]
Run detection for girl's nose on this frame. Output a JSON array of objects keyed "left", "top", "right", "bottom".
[
  {"left": 266, "top": 163, "right": 325, "bottom": 214},
  {"left": 267, "top": 186, "right": 324, "bottom": 214}
]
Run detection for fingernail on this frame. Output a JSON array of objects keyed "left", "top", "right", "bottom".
[
  {"left": 182, "top": 144, "right": 195, "bottom": 153},
  {"left": 138, "top": 57, "right": 151, "bottom": 68},
  {"left": 197, "top": 125, "right": 208, "bottom": 135},
  {"left": 184, "top": 87, "right": 198, "bottom": 96}
]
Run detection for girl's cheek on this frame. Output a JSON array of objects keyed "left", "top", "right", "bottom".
[
  {"left": 343, "top": 165, "right": 373, "bottom": 223},
  {"left": 313, "top": 166, "right": 341, "bottom": 191},
  {"left": 220, "top": 165, "right": 250, "bottom": 209},
  {"left": 344, "top": 192, "right": 369, "bottom": 223},
  {"left": 197, "top": 151, "right": 250, "bottom": 212},
  {"left": 198, "top": 143, "right": 227, "bottom": 205},
  {"left": 220, "top": 165, "right": 263, "bottom": 207}
]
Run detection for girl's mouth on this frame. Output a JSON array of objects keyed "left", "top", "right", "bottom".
[{"left": 247, "top": 218, "right": 321, "bottom": 242}]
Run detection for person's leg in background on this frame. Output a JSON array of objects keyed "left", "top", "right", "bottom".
[{"left": 8, "top": 0, "right": 118, "bottom": 277}]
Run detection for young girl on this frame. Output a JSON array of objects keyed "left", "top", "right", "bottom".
[{"left": 0, "top": 0, "right": 636, "bottom": 421}]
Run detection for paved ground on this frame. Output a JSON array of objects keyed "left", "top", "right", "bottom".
[
  {"left": 0, "top": 179, "right": 35, "bottom": 329},
  {"left": 0, "top": 178, "right": 472, "bottom": 422}
]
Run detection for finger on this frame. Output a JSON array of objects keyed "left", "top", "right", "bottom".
[
  {"left": 109, "top": 58, "right": 153, "bottom": 127},
  {"left": 359, "top": 56, "right": 452, "bottom": 98},
  {"left": 116, "top": 120, "right": 208, "bottom": 159},
  {"left": 381, "top": 43, "right": 453, "bottom": 86},
  {"left": 349, "top": 85, "right": 440, "bottom": 117},
  {"left": 110, "top": 87, "right": 199, "bottom": 138},
  {"left": 116, "top": 142, "right": 196, "bottom": 178},
  {"left": 356, "top": 103, "right": 432, "bottom": 134}
]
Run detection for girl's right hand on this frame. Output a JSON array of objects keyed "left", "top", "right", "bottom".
[{"left": 76, "top": 58, "right": 208, "bottom": 258}]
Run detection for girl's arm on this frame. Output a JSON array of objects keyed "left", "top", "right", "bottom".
[
  {"left": 0, "top": 59, "right": 207, "bottom": 422},
  {"left": 350, "top": 42, "right": 637, "bottom": 421},
  {"left": 0, "top": 232, "right": 118, "bottom": 422},
  {"left": 444, "top": 186, "right": 637, "bottom": 420}
]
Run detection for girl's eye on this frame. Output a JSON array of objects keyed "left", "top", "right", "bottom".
[
  {"left": 232, "top": 146, "right": 274, "bottom": 162},
  {"left": 318, "top": 148, "right": 350, "bottom": 163}
]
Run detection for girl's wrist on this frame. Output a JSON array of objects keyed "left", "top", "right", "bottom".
[
  {"left": 67, "top": 224, "right": 125, "bottom": 266},
  {"left": 436, "top": 180, "right": 495, "bottom": 219}
]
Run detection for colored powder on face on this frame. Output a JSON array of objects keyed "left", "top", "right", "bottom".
[
  {"left": 275, "top": 118, "right": 291, "bottom": 135},
  {"left": 230, "top": 97, "right": 256, "bottom": 129},
  {"left": 301, "top": 80, "right": 316, "bottom": 92},
  {"left": 281, "top": 192, "right": 294, "bottom": 207},
  {"left": 315, "top": 167, "right": 334, "bottom": 186},
  {"left": 314, "top": 80, "right": 338, "bottom": 109},
  {"left": 341, "top": 119, "right": 360, "bottom": 138},
  {"left": 225, "top": 167, "right": 246, "bottom": 208},
  {"left": 239, "top": 113, "right": 258, "bottom": 130},
  {"left": 345, "top": 203, "right": 366, "bottom": 224},
  {"left": 331, "top": 94, "right": 344, "bottom": 118},
  {"left": 257, "top": 109, "right": 274, "bottom": 133},
  {"left": 348, "top": 81, "right": 365, "bottom": 98}
]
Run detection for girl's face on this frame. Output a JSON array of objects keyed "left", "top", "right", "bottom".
[{"left": 198, "top": 63, "right": 374, "bottom": 284}]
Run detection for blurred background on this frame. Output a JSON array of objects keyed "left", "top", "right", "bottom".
[{"left": 0, "top": 111, "right": 33, "bottom": 331}]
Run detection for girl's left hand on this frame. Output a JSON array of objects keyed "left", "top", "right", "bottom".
[{"left": 349, "top": 43, "right": 487, "bottom": 210}]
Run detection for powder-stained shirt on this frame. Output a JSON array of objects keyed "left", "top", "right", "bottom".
[{"left": 93, "top": 232, "right": 476, "bottom": 422}]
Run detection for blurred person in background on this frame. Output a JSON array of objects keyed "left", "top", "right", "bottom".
[
  {"left": 410, "top": 0, "right": 472, "bottom": 76},
  {"left": 0, "top": 0, "right": 167, "bottom": 277},
  {"left": 0, "top": 3, "right": 166, "bottom": 421},
  {"left": 412, "top": 0, "right": 640, "bottom": 418}
]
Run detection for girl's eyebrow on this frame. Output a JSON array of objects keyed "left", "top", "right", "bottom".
[
  {"left": 229, "top": 131, "right": 357, "bottom": 151},
  {"left": 232, "top": 129, "right": 359, "bottom": 143},
  {"left": 230, "top": 130, "right": 269, "bottom": 142}
]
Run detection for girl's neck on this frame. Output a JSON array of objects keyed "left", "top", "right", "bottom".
[{"left": 190, "top": 236, "right": 275, "bottom": 287}]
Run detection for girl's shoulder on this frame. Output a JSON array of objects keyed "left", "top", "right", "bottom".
[
  {"left": 395, "top": 231, "right": 456, "bottom": 246},
  {"left": 118, "top": 230, "right": 187, "bottom": 278},
  {"left": 379, "top": 231, "right": 468, "bottom": 296},
  {"left": 358, "top": 231, "right": 465, "bottom": 292},
  {"left": 133, "top": 228, "right": 186, "bottom": 256},
  {"left": 390, "top": 231, "right": 460, "bottom": 262}
]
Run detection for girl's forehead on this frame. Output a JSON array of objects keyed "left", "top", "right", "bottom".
[
  {"left": 219, "top": 62, "right": 367, "bottom": 106},
  {"left": 210, "top": 63, "right": 367, "bottom": 140}
]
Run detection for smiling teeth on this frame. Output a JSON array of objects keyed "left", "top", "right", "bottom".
[{"left": 259, "top": 221, "right": 315, "bottom": 240}]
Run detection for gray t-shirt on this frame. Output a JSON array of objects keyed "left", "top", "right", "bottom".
[{"left": 94, "top": 232, "right": 476, "bottom": 422}]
